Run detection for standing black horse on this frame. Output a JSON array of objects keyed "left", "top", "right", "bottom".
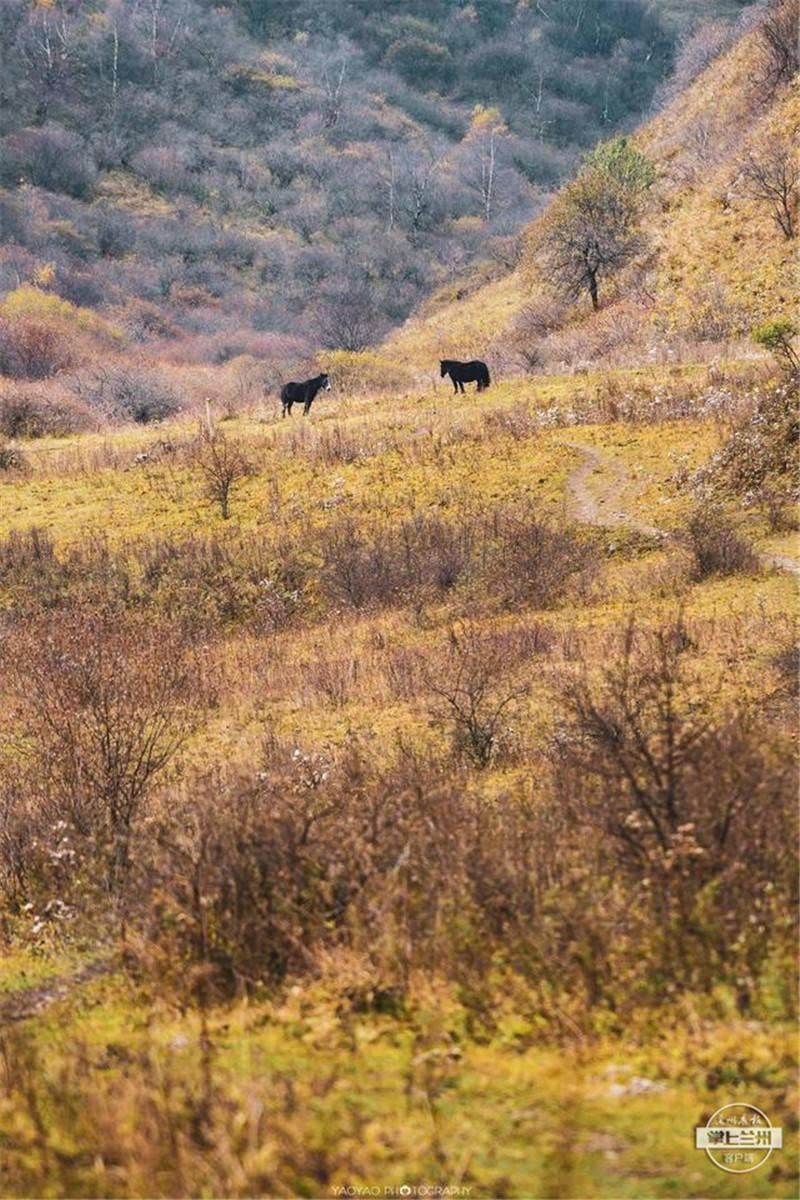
[
  {"left": 280, "top": 373, "right": 331, "bottom": 417},
  {"left": 440, "top": 359, "right": 491, "bottom": 393}
]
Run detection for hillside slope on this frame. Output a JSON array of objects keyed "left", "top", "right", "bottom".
[
  {"left": 380, "top": 2, "right": 798, "bottom": 377},
  {"left": 0, "top": 0, "right": 685, "bottom": 370}
]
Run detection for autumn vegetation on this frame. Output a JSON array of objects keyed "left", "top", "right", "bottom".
[{"left": 0, "top": 2, "right": 797, "bottom": 1198}]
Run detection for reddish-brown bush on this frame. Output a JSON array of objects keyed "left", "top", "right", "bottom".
[
  {"left": 684, "top": 506, "right": 761, "bottom": 579},
  {"left": 551, "top": 617, "right": 797, "bottom": 995},
  {"left": 0, "top": 318, "right": 73, "bottom": 380},
  {"left": 0, "top": 387, "right": 93, "bottom": 437},
  {"left": 4, "top": 607, "right": 198, "bottom": 889}
]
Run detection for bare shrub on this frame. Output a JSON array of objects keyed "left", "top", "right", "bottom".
[
  {"left": 5, "top": 608, "right": 197, "bottom": 889},
  {"left": 0, "top": 528, "right": 68, "bottom": 614},
  {"left": 319, "top": 507, "right": 592, "bottom": 615},
  {"left": 118, "top": 300, "right": 182, "bottom": 344},
  {"left": 553, "top": 618, "right": 797, "bottom": 992},
  {"left": 482, "top": 401, "right": 542, "bottom": 440},
  {"left": 94, "top": 205, "right": 137, "bottom": 258},
  {"left": 1, "top": 391, "right": 44, "bottom": 439},
  {"left": 753, "top": 0, "right": 800, "bottom": 94},
  {"left": 755, "top": 483, "right": 798, "bottom": 532},
  {"left": 585, "top": 371, "right": 745, "bottom": 425},
  {"left": 0, "top": 440, "right": 28, "bottom": 472},
  {"left": 305, "top": 651, "right": 362, "bottom": 708},
  {"left": 0, "top": 527, "right": 310, "bottom": 631},
  {"left": 315, "top": 278, "right": 385, "bottom": 352},
  {"left": 314, "top": 425, "right": 369, "bottom": 465},
  {"left": 533, "top": 300, "right": 655, "bottom": 372},
  {"left": 69, "top": 365, "right": 180, "bottom": 425},
  {"left": 772, "top": 641, "right": 799, "bottom": 697},
  {"left": 656, "top": 22, "right": 734, "bottom": 105},
  {"left": 425, "top": 625, "right": 529, "bottom": 766},
  {"left": 684, "top": 506, "right": 760, "bottom": 579},
  {"left": 320, "top": 518, "right": 405, "bottom": 610},
  {"left": 0, "top": 387, "right": 92, "bottom": 438},
  {"left": 683, "top": 276, "right": 749, "bottom": 343},
  {"left": 399, "top": 513, "right": 476, "bottom": 595},
  {"left": 192, "top": 432, "right": 254, "bottom": 520},
  {"left": 0, "top": 126, "right": 96, "bottom": 199},
  {"left": 0, "top": 318, "right": 73, "bottom": 380},
  {"left": 319, "top": 516, "right": 441, "bottom": 611},
  {"left": 145, "top": 738, "right": 547, "bottom": 1000},
  {"left": 502, "top": 298, "right": 568, "bottom": 372},
  {"left": 703, "top": 379, "right": 799, "bottom": 495},
  {"left": 485, "top": 507, "right": 597, "bottom": 610}
]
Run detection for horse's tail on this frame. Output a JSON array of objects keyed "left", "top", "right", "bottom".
[{"left": 482, "top": 363, "right": 491, "bottom": 388}]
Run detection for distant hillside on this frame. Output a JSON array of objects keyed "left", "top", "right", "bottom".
[
  {"left": 381, "top": 0, "right": 797, "bottom": 379},
  {"left": 0, "top": 0, "right": 694, "bottom": 377}
]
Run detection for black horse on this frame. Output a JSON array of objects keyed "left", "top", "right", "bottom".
[
  {"left": 280, "top": 373, "right": 331, "bottom": 416},
  {"left": 440, "top": 359, "right": 491, "bottom": 394}
]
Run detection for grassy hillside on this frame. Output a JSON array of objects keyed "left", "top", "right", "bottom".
[
  {"left": 0, "top": 5, "right": 796, "bottom": 1199},
  {"left": 378, "top": 2, "right": 798, "bottom": 378},
  {"left": 0, "top": 356, "right": 797, "bottom": 1196}
]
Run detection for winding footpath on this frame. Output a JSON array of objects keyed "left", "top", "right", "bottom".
[{"left": 564, "top": 440, "right": 800, "bottom": 578}]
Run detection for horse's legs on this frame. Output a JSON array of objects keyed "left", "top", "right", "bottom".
[
  {"left": 304, "top": 399, "right": 311, "bottom": 416},
  {"left": 458, "top": 380, "right": 465, "bottom": 394},
  {"left": 282, "top": 401, "right": 289, "bottom": 417},
  {"left": 451, "top": 379, "right": 459, "bottom": 393}
]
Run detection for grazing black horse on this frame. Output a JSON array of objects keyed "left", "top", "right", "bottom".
[
  {"left": 280, "top": 373, "right": 331, "bottom": 417},
  {"left": 440, "top": 359, "right": 491, "bottom": 394}
]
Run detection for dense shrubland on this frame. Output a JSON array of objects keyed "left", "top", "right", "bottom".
[
  {"left": 0, "top": 360, "right": 795, "bottom": 1031},
  {"left": 0, "top": 0, "right": 714, "bottom": 379},
  {"left": 1, "top": 591, "right": 794, "bottom": 1023}
]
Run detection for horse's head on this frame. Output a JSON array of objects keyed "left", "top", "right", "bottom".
[
  {"left": 440, "top": 361, "right": 448, "bottom": 377},
  {"left": 320, "top": 373, "right": 331, "bottom": 391}
]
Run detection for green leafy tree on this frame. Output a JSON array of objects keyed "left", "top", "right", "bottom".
[
  {"left": 752, "top": 318, "right": 800, "bottom": 375},
  {"left": 536, "top": 137, "right": 655, "bottom": 310}
]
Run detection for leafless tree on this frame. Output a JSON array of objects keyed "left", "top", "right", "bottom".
[
  {"left": 392, "top": 139, "right": 445, "bottom": 242},
  {"left": 378, "top": 145, "right": 397, "bottom": 232},
  {"left": 22, "top": 0, "right": 78, "bottom": 125},
  {"left": 193, "top": 431, "right": 253, "bottom": 519},
  {"left": 129, "top": 0, "right": 191, "bottom": 86},
  {"left": 320, "top": 57, "right": 348, "bottom": 129},
  {"left": 462, "top": 115, "right": 505, "bottom": 223},
  {"left": 740, "top": 134, "right": 798, "bottom": 239},
  {"left": 315, "top": 278, "right": 383, "bottom": 352},
  {"left": 556, "top": 618, "right": 729, "bottom": 867},
  {"left": 754, "top": 0, "right": 799, "bottom": 93}
]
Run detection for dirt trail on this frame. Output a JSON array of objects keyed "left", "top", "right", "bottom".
[
  {"left": 564, "top": 440, "right": 800, "bottom": 578},
  {"left": 0, "top": 960, "right": 111, "bottom": 1030},
  {"left": 565, "top": 440, "right": 663, "bottom": 539}
]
